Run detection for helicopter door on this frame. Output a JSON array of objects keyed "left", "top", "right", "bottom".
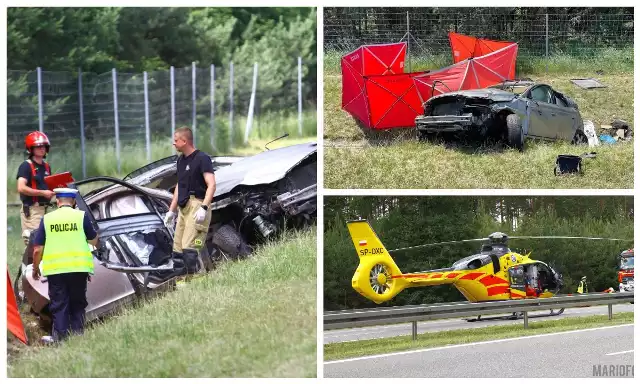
[{"left": 508, "top": 265, "right": 526, "bottom": 299}]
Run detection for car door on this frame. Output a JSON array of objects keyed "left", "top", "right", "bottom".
[
  {"left": 549, "top": 91, "right": 579, "bottom": 141},
  {"left": 72, "top": 177, "right": 176, "bottom": 274},
  {"left": 524, "top": 85, "right": 557, "bottom": 140}
]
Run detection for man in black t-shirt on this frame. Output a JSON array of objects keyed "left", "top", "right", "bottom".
[
  {"left": 17, "top": 131, "right": 56, "bottom": 245},
  {"left": 164, "top": 126, "right": 216, "bottom": 274}
]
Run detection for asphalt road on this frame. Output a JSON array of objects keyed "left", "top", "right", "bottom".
[
  {"left": 324, "top": 324, "right": 634, "bottom": 378},
  {"left": 325, "top": 303, "right": 634, "bottom": 344}
]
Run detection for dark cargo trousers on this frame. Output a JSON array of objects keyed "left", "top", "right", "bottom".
[{"left": 47, "top": 272, "right": 89, "bottom": 341}]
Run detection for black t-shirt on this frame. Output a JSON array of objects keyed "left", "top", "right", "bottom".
[
  {"left": 176, "top": 150, "right": 215, "bottom": 207},
  {"left": 16, "top": 159, "right": 52, "bottom": 206}
]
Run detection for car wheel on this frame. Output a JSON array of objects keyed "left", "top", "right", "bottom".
[
  {"left": 572, "top": 129, "right": 588, "bottom": 145},
  {"left": 506, "top": 114, "right": 524, "bottom": 151},
  {"left": 212, "top": 224, "right": 252, "bottom": 261}
]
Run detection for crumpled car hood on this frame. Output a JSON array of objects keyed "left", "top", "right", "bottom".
[
  {"left": 81, "top": 142, "right": 316, "bottom": 199},
  {"left": 214, "top": 142, "right": 317, "bottom": 196},
  {"left": 429, "top": 88, "right": 516, "bottom": 103}
]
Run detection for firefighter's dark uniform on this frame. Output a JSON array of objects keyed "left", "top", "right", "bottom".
[
  {"left": 33, "top": 188, "right": 97, "bottom": 341},
  {"left": 172, "top": 149, "right": 214, "bottom": 273},
  {"left": 17, "top": 158, "right": 52, "bottom": 244}
]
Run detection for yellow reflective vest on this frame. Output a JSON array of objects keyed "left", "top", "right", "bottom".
[
  {"left": 41, "top": 206, "right": 94, "bottom": 276},
  {"left": 577, "top": 280, "right": 588, "bottom": 294}
]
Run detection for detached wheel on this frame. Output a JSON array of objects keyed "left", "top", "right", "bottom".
[{"left": 506, "top": 114, "right": 524, "bottom": 151}]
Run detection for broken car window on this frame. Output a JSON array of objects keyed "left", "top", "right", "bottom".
[
  {"left": 529, "top": 86, "right": 552, "bottom": 103},
  {"left": 553, "top": 93, "right": 568, "bottom": 107}
]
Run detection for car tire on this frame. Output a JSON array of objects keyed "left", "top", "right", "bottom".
[
  {"left": 212, "top": 224, "right": 252, "bottom": 260},
  {"left": 506, "top": 114, "right": 524, "bottom": 151}
]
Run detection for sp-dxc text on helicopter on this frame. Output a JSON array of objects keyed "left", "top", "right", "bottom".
[{"left": 346, "top": 219, "right": 632, "bottom": 321}]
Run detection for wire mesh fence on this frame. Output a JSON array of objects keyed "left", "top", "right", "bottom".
[
  {"left": 7, "top": 59, "right": 316, "bottom": 178},
  {"left": 324, "top": 7, "right": 634, "bottom": 60}
]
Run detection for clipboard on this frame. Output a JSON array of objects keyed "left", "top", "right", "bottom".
[{"left": 44, "top": 172, "right": 75, "bottom": 190}]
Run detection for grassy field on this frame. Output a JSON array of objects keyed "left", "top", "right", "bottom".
[
  {"left": 8, "top": 226, "right": 317, "bottom": 378},
  {"left": 324, "top": 312, "right": 634, "bottom": 361},
  {"left": 323, "top": 51, "right": 633, "bottom": 189}
]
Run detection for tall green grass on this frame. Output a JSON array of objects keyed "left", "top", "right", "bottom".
[
  {"left": 324, "top": 47, "right": 633, "bottom": 75},
  {"left": 8, "top": 227, "right": 318, "bottom": 378},
  {"left": 7, "top": 110, "right": 317, "bottom": 201}
]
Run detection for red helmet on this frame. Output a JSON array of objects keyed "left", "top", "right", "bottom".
[{"left": 25, "top": 131, "right": 50, "bottom": 154}]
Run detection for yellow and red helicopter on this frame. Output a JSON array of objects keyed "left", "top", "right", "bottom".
[{"left": 347, "top": 219, "right": 632, "bottom": 319}]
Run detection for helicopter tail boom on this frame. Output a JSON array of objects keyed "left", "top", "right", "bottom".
[{"left": 347, "top": 220, "right": 408, "bottom": 303}]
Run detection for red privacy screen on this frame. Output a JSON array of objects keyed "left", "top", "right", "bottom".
[
  {"left": 449, "top": 32, "right": 516, "bottom": 63},
  {"left": 342, "top": 42, "right": 427, "bottom": 129},
  {"left": 413, "top": 42, "right": 518, "bottom": 103},
  {"left": 341, "top": 34, "right": 518, "bottom": 129}
]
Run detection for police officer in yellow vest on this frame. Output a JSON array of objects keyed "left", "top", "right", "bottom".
[
  {"left": 577, "top": 276, "right": 589, "bottom": 294},
  {"left": 31, "top": 188, "right": 99, "bottom": 342}
]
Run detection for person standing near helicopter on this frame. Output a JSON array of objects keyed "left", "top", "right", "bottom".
[{"left": 577, "top": 276, "right": 589, "bottom": 294}]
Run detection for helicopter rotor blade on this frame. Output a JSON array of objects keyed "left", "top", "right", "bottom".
[
  {"left": 388, "top": 238, "right": 489, "bottom": 253},
  {"left": 509, "top": 236, "right": 633, "bottom": 242}
]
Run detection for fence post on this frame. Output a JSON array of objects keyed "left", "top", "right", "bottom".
[
  {"left": 229, "top": 61, "right": 234, "bottom": 150},
  {"left": 37, "top": 67, "right": 44, "bottom": 132},
  {"left": 144, "top": 71, "right": 151, "bottom": 163},
  {"left": 545, "top": 13, "right": 549, "bottom": 74},
  {"left": 112, "top": 68, "right": 121, "bottom": 174},
  {"left": 170, "top": 66, "right": 175, "bottom": 153},
  {"left": 192, "top": 62, "right": 197, "bottom": 147},
  {"left": 406, "top": 11, "right": 411, "bottom": 73},
  {"left": 244, "top": 62, "right": 258, "bottom": 144},
  {"left": 78, "top": 68, "right": 86, "bottom": 179},
  {"left": 298, "top": 57, "right": 303, "bottom": 136},
  {"left": 210, "top": 64, "right": 215, "bottom": 152}
]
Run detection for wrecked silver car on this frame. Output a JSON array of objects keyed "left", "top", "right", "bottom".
[
  {"left": 17, "top": 141, "right": 317, "bottom": 325},
  {"left": 415, "top": 81, "right": 587, "bottom": 150}
]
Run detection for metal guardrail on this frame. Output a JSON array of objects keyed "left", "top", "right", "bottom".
[{"left": 324, "top": 292, "right": 634, "bottom": 339}]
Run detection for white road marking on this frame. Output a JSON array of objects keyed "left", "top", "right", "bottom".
[
  {"left": 606, "top": 350, "right": 634, "bottom": 356},
  {"left": 324, "top": 324, "right": 633, "bottom": 365}
]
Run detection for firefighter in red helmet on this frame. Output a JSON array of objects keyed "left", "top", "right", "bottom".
[{"left": 16, "top": 131, "right": 56, "bottom": 246}]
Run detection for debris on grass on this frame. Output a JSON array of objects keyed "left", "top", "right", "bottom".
[{"left": 570, "top": 78, "right": 607, "bottom": 89}]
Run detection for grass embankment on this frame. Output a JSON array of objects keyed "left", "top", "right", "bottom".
[
  {"left": 6, "top": 110, "right": 317, "bottom": 200},
  {"left": 324, "top": 312, "right": 634, "bottom": 361},
  {"left": 323, "top": 50, "right": 633, "bottom": 189},
  {"left": 8, "top": 228, "right": 317, "bottom": 378}
]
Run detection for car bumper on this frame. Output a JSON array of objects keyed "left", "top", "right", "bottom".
[{"left": 415, "top": 113, "right": 474, "bottom": 133}]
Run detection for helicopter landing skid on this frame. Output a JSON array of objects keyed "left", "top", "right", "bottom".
[{"left": 465, "top": 308, "right": 565, "bottom": 322}]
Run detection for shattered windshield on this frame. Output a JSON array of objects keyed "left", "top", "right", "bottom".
[{"left": 490, "top": 81, "right": 533, "bottom": 95}]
